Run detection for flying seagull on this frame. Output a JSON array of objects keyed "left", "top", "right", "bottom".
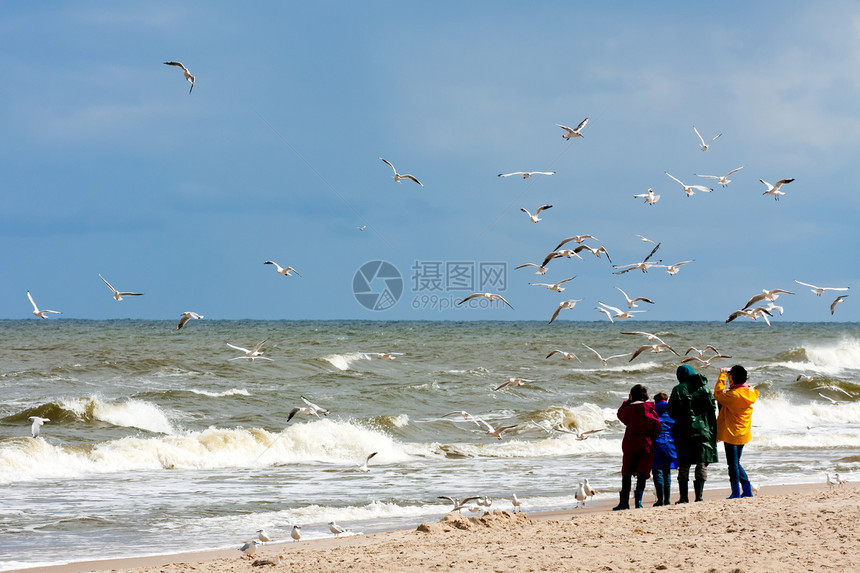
[
  {"left": 760, "top": 178, "right": 795, "bottom": 201},
  {"left": 552, "top": 235, "right": 600, "bottom": 251},
  {"left": 226, "top": 339, "right": 272, "bottom": 361},
  {"left": 831, "top": 295, "right": 848, "bottom": 315},
  {"left": 177, "top": 312, "right": 203, "bottom": 330},
  {"left": 99, "top": 274, "right": 143, "bottom": 301},
  {"left": 582, "top": 343, "right": 630, "bottom": 366},
  {"left": 795, "top": 280, "right": 849, "bottom": 296},
  {"left": 556, "top": 117, "right": 589, "bottom": 139},
  {"left": 264, "top": 261, "right": 301, "bottom": 276},
  {"left": 477, "top": 418, "right": 518, "bottom": 440},
  {"left": 27, "top": 291, "right": 60, "bottom": 318},
  {"left": 521, "top": 204, "right": 553, "bottom": 223},
  {"left": 614, "top": 287, "right": 654, "bottom": 308},
  {"left": 498, "top": 171, "right": 555, "bottom": 179},
  {"left": 457, "top": 292, "right": 514, "bottom": 309},
  {"left": 634, "top": 188, "right": 660, "bottom": 205},
  {"left": 742, "top": 288, "right": 794, "bottom": 310},
  {"left": 163, "top": 61, "right": 195, "bottom": 94},
  {"left": 494, "top": 377, "right": 533, "bottom": 391},
  {"left": 530, "top": 276, "right": 576, "bottom": 292},
  {"left": 629, "top": 343, "right": 680, "bottom": 362},
  {"left": 695, "top": 166, "right": 744, "bottom": 188},
  {"left": 659, "top": 260, "right": 694, "bottom": 276},
  {"left": 665, "top": 172, "right": 713, "bottom": 197},
  {"left": 693, "top": 126, "right": 722, "bottom": 151},
  {"left": 28, "top": 416, "right": 50, "bottom": 438},
  {"left": 596, "top": 302, "right": 645, "bottom": 323},
  {"left": 546, "top": 349, "right": 581, "bottom": 361},
  {"left": 549, "top": 299, "right": 582, "bottom": 324},
  {"left": 514, "top": 262, "right": 548, "bottom": 275},
  {"left": 379, "top": 157, "right": 423, "bottom": 186},
  {"left": 358, "top": 451, "right": 378, "bottom": 472}
]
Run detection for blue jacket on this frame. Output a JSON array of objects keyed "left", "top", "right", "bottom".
[{"left": 653, "top": 400, "right": 678, "bottom": 469}]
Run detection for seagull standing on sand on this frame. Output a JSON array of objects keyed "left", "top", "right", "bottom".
[
  {"left": 530, "top": 277, "right": 576, "bottom": 293},
  {"left": 575, "top": 482, "right": 587, "bottom": 508},
  {"left": 760, "top": 178, "right": 795, "bottom": 201},
  {"left": 329, "top": 521, "right": 348, "bottom": 537},
  {"left": 358, "top": 452, "right": 378, "bottom": 472},
  {"left": 380, "top": 158, "right": 423, "bottom": 186},
  {"left": 226, "top": 339, "right": 272, "bottom": 361},
  {"left": 263, "top": 261, "right": 301, "bottom": 277},
  {"left": 27, "top": 291, "right": 60, "bottom": 318},
  {"left": 665, "top": 172, "right": 713, "bottom": 197},
  {"left": 831, "top": 295, "right": 848, "bottom": 315},
  {"left": 634, "top": 188, "right": 660, "bottom": 205},
  {"left": 99, "top": 274, "right": 144, "bottom": 301},
  {"left": 521, "top": 204, "right": 553, "bottom": 223},
  {"left": 28, "top": 416, "right": 49, "bottom": 438},
  {"left": 696, "top": 166, "right": 744, "bottom": 188},
  {"left": 438, "top": 495, "right": 480, "bottom": 513},
  {"left": 290, "top": 525, "right": 302, "bottom": 542},
  {"left": 582, "top": 344, "right": 630, "bottom": 366},
  {"left": 557, "top": 118, "right": 589, "bottom": 139},
  {"left": 457, "top": 292, "right": 514, "bottom": 309},
  {"left": 498, "top": 171, "right": 556, "bottom": 179},
  {"left": 177, "top": 312, "right": 203, "bottom": 330},
  {"left": 794, "top": 280, "right": 849, "bottom": 297},
  {"left": 583, "top": 478, "right": 597, "bottom": 500},
  {"left": 549, "top": 299, "right": 582, "bottom": 324},
  {"left": 693, "top": 126, "right": 722, "bottom": 151},
  {"left": 511, "top": 493, "right": 523, "bottom": 513},
  {"left": 239, "top": 539, "right": 259, "bottom": 559},
  {"left": 256, "top": 529, "right": 272, "bottom": 543},
  {"left": 163, "top": 61, "right": 195, "bottom": 93}
]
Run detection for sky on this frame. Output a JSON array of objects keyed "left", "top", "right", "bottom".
[{"left": 2, "top": 1, "right": 859, "bottom": 322}]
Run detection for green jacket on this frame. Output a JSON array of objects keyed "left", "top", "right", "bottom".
[{"left": 667, "top": 368, "right": 718, "bottom": 465}]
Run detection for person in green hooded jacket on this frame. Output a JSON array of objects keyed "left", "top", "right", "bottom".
[{"left": 667, "top": 364, "right": 718, "bottom": 503}]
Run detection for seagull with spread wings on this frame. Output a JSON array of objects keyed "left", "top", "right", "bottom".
[
  {"left": 742, "top": 288, "right": 794, "bottom": 310},
  {"left": 582, "top": 343, "right": 630, "bottom": 366},
  {"left": 164, "top": 61, "right": 195, "bottom": 93},
  {"left": 612, "top": 242, "right": 662, "bottom": 274},
  {"left": 693, "top": 126, "right": 722, "bottom": 151},
  {"left": 665, "top": 172, "right": 713, "bottom": 197},
  {"left": 831, "top": 295, "right": 849, "bottom": 315},
  {"left": 629, "top": 343, "right": 680, "bottom": 362},
  {"left": 556, "top": 117, "right": 589, "bottom": 139},
  {"left": 696, "top": 166, "right": 744, "bottom": 188},
  {"left": 457, "top": 292, "right": 514, "bottom": 309},
  {"left": 380, "top": 158, "right": 423, "bottom": 186},
  {"left": 177, "top": 312, "right": 203, "bottom": 330},
  {"left": 498, "top": 171, "right": 555, "bottom": 179},
  {"left": 226, "top": 339, "right": 272, "bottom": 361},
  {"left": 760, "top": 178, "right": 794, "bottom": 201},
  {"left": 530, "top": 276, "right": 576, "bottom": 292},
  {"left": 99, "top": 274, "right": 144, "bottom": 301},
  {"left": 634, "top": 188, "right": 660, "bottom": 205},
  {"left": 549, "top": 299, "right": 582, "bottom": 324},
  {"left": 615, "top": 286, "right": 654, "bottom": 308},
  {"left": 27, "top": 291, "right": 60, "bottom": 318},
  {"left": 596, "top": 302, "right": 645, "bottom": 323},
  {"left": 795, "top": 280, "right": 849, "bottom": 297},
  {"left": 546, "top": 349, "right": 581, "bottom": 361},
  {"left": 514, "top": 262, "right": 549, "bottom": 275},
  {"left": 264, "top": 261, "right": 301, "bottom": 277},
  {"left": 521, "top": 204, "right": 553, "bottom": 223}
]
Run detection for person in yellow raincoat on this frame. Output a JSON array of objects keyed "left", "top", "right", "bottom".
[{"left": 714, "top": 365, "right": 760, "bottom": 498}]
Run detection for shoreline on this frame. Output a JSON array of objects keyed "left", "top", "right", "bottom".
[{"left": 6, "top": 481, "right": 853, "bottom": 573}]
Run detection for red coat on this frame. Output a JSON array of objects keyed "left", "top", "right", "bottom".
[{"left": 617, "top": 400, "right": 662, "bottom": 476}]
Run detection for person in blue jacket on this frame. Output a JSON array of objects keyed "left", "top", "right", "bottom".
[{"left": 651, "top": 392, "right": 677, "bottom": 506}]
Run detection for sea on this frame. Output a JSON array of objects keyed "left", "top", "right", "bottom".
[{"left": 1, "top": 319, "right": 858, "bottom": 570}]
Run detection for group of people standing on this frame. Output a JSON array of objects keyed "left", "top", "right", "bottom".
[{"left": 612, "top": 364, "right": 760, "bottom": 510}]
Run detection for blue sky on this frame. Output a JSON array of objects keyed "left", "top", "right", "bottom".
[{"left": 3, "top": 1, "right": 859, "bottom": 322}]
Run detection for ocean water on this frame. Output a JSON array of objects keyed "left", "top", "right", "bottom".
[{"left": 1, "top": 320, "right": 859, "bottom": 570}]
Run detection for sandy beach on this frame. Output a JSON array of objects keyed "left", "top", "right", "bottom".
[{"left": 12, "top": 482, "right": 856, "bottom": 573}]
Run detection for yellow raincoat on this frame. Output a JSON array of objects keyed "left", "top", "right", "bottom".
[{"left": 714, "top": 372, "right": 759, "bottom": 445}]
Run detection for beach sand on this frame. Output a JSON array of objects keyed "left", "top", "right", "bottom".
[{"left": 11, "top": 482, "right": 857, "bottom": 573}]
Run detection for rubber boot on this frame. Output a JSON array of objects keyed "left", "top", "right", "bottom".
[
  {"left": 727, "top": 481, "right": 741, "bottom": 499},
  {"left": 694, "top": 479, "right": 705, "bottom": 502},
  {"left": 663, "top": 483, "right": 671, "bottom": 506},
  {"left": 653, "top": 473, "right": 664, "bottom": 507},
  {"left": 612, "top": 491, "right": 630, "bottom": 511},
  {"left": 675, "top": 480, "right": 689, "bottom": 504},
  {"left": 633, "top": 489, "right": 644, "bottom": 509},
  {"left": 740, "top": 480, "right": 754, "bottom": 498}
]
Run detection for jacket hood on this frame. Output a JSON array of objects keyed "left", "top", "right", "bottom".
[{"left": 654, "top": 400, "right": 668, "bottom": 415}]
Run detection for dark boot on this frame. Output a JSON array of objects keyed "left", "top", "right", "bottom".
[
  {"left": 633, "top": 489, "right": 644, "bottom": 509},
  {"left": 663, "top": 483, "right": 671, "bottom": 506},
  {"left": 612, "top": 491, "right": 630, "bottom": 511},
  {"left": 653, "top": 473, "right": 664, "bottom": 507},
  {"left": 675, "top": 480, "right": 689, "bottom": 504},
  {"left": 740, "top": 480, "right": 754, "bottom": 498},
  {"left": 727, "top": 481, "right": 741, "bottom": 499},
  {"left": 694, "top": 479, "right": 705, "bottom": 502}
]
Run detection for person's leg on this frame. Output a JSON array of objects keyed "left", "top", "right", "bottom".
[
  {"left": 663, "top": 464, "right": 672, "bottom": 504},
  {"left": 652, "top": 467, "right": 665, "bottom": 506},
  {"left": 676, "top": 463, "right": 690, "bottom": 504},
  {"left": 634, "top": 473, "right": 647, "bottom": 508},
  {"left": 724, "top": 443, "right": 741, "bottom": 498},
  {"left": 693, "top": 462, "right": 708, "bottom": 502},
  {"left": 613, "top": 474, "right": 631, "bottom": 510},
  {"left": 736, "top": 444, "right": 754, "bottom": 497}
]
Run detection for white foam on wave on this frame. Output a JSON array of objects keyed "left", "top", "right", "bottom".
[
  {"left": 803, "top": 337, "right": 860, "bottom": 373},
  {"left": 573, "top": 362, "right": 663, "bottom": 374},
  {"left": 323, "top": 352, "right": 370, "bottom": 371},
  {"left": 753, "top": 395, "right": 860, "bottom": 432},
  {"left": 188, "top": 388, "right": 250, "bottom": 397},
  {"left": 61, "top": 396, "right": 175, "bottom": 434}
]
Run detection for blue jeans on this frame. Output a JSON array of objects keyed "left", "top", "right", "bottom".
[{"left": 723, "top": 443, "right": 749, "bottom": 483}]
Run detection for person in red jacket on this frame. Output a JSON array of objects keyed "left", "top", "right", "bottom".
[{"left": 613, "top": 384, "right": 662, "bottom": 510}]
